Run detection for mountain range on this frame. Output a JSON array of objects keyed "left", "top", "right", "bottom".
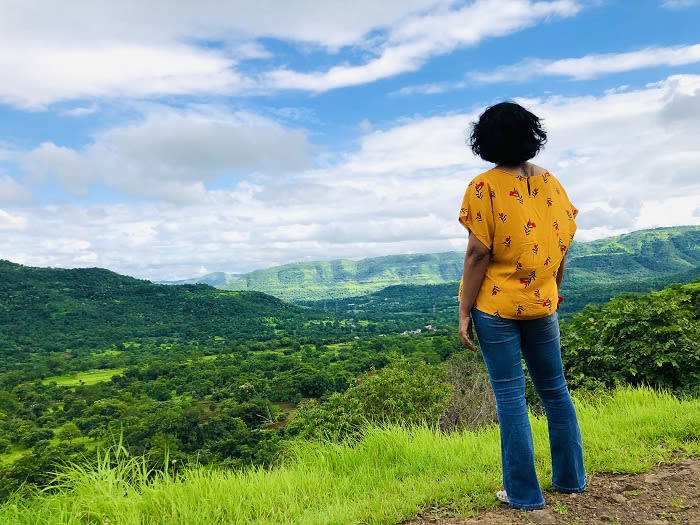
[{"left": 163, "top": 225, "right": 700, "bottom": 304}]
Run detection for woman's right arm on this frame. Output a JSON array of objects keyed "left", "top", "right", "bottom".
[{"left": 555, "top": 256, "right": 567, "bottom": 289}]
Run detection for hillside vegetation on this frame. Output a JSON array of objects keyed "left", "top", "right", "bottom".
[
  {"left": 166, "top": 226, "right": 700, "bottom": 304},
  {"left": 0, "top": 260, "right": 319, "bottom": 355},
  {"left": 175, "top": 252, "right": 464, "bottom": 301},
  {"left": 0, "top": 259, "right": 460, "bottom": 499},
  {"left": 301, "top": 263, "right": 700, "bottom": 322},
  {"left": 1, "top": 388, "right": 698, "bottom": 524},
  {"left": 562, "top": 281, "right": 700, "bottom": 393},
  {"left": 1, "top": 235, "right": 699, "bottom": 519}
]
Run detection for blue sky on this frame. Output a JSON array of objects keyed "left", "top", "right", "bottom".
[{"left": 1, "top": 0, "right": 699, "bottom": 280}]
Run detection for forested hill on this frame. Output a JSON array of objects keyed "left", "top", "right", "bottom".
[
  {"left": 165, "top": 251, "right": 464, "bottom": 299},
  {"left": 165, "top": 225, "right": 700, "bottom": 302},
  {"left": 0, "top": 260, "right": 321, "bottom": 356}
]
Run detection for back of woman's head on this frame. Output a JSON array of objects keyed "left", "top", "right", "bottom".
[{"left": 469, "top": 102, "right": 547, "bottom": 166}]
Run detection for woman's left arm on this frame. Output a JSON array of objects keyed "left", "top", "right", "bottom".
[{"left": 458, "top": 233, "right": 491, "bottom": 350}]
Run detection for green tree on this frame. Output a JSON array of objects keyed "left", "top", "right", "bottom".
[
  {"left": 55, "top": 422, "right": 82, "bottom": 441},
  {"left": 561, "top": 282, "right": 700, "bottom": 393},
  {"left": 287, "top": 358, "right": 452, "bottom": 441}
]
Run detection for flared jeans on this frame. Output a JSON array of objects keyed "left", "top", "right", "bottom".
[{"left": 471, "top": 309, "right": 586, "bottom": 509}]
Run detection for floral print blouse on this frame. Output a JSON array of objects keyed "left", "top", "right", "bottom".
[{"left": 458, "top": 167, "right": 578, "bottom": 320}]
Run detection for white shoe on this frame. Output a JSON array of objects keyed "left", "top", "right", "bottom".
[{"left": 496, "top": 489, "right": 509, "bottom": 504}]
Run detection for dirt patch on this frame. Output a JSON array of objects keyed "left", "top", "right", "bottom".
[{"left": 404, "top": 457, "right": 700, "bottom": 525}]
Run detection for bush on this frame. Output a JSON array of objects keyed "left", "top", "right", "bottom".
[
  {"left": 287, "top": 357, "right": 452, "bottom": 441},
  {"left": 439, "top": 351, "right": 496, "bottom": 431},
  {"left": 561, "top": 282, "right": 700, "bottom": 393}
]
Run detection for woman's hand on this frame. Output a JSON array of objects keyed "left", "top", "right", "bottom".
[{"left": 459, "top": 313, "right": 476, "bottom": 351}]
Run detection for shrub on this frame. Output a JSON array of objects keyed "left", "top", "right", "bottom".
[
  {"left": 287, "top": 357, "right": 452, "bottom": 441},
  {"left": 439, "top": 351, "right": 496, "bottom": 431},
  {"left": 561, "top": 282, "right": 700, "bottom": 393}
]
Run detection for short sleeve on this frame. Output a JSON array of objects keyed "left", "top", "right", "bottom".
[
  {"left": 551, "top": 176, "right": 578, "bottom": 250},
  {"left": 458, "top": 177, "right": 494, "bottom": 249}
]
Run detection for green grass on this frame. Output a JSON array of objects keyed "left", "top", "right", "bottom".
[
  {"left": 42, "top": 368, "right": 125, "bottom": 386},
  {"left": 0, "top": 448, "right": 30, "bottom": 466},
  {"left": 2, "top": 387, "right": 699, "bottom": 524},
  {"left": 325, "top": 342, "right": 353, "bottom": 351}
]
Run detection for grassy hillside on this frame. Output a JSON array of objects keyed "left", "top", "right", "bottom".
[
  {"left": 565, "top": 225, "right": 699, "bottom": 287},
  {"left": 2, "top": 388, "right": 698, "bottom": 524},
  {"left": 223, "top": 252, "right": 464, "bottom": 301},
  {"left": 169, "top": 226, "right": 700, "bottom": 303}
]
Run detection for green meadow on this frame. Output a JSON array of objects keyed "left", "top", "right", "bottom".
[{"left": 42, "top": 368, "right": 125, "bottom": 387}]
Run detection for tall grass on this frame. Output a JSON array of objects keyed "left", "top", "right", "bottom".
[{"left": 1, "top": 387, "right": 698, "bottom": 525}]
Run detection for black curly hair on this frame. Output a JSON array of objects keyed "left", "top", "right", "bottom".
[{"left": 468, "top": 102, "right": 547, "bottom": 166}]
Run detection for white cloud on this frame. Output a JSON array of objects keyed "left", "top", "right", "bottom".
[
  {"left": 394, "top": 81, "right": 468, "bottom": 96},
  {"left": 60, "top": 103, "right": 100, "bottom": 117},
  {"left": 0, "top": 175, "right": 31, "bottom": 204},
  {"left": 264, "top": 0, "right": 581, "bottom": 92},
  {"left": 575, "top": 205, "right": 640, "bottom": 230},
  {"left": 0, "top": 1, "right": 584, "bottom": 106},
  {"left": 661, "top": 0, "right": 699, "bottom": 9},
  {"left": 0, "top": 0, "right": 443, "bottom": 50},
  {"left": 0, "top": 208, "right": 28, "bottom": 231},
  {"left": 470, "top": 44, "right": 700, "bottom": 83},
  {"left": 0, "top": 0, "right": 450, "bottom": 107},
  {"left": 0, "top": 43, "right": 248, "bottom": 109},
  {"left": 341, "top": 114, "right": 475, "bottom": 175},
  {"left": 18, "top": 106, "right": 312, "bottom": 202},
  {"left": 295, "top": 73, "right": 700, "bottom": 249},
  {"left": 22, "top": 143, "right": 93, "bottom": 196},
  {"left": 42, "top": 238, "right": 93, "bottom": 255}
]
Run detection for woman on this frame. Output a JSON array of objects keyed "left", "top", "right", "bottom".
[{"left": 457, "top": 101, "right": 586, "bottom": 510}]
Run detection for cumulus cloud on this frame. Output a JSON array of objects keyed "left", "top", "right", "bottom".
[
  {"left": 22, "top": 143, "right": 94, "bottom": 196},
  {"left": 298, "top": 73, "right": 700, "bottom": 249},
  {"left": 524, "top": 76, "right": 700, "bottom": 237},
  {"left": 0, "top": 175, "right": 32, "bottom": 204},
  {"left": 336, "top": 113, "right": 480, "bottom": 178},
  {"left": 0, "top": 43, "right": 249, "bottom": 110},
  {"left": 574, "top": 205, "right": 640, "bottom": 230},
  {"left": 60, "top": 103, "right": 100, "bottom": 117},
  {"left": 469, "top": 44, "right": 700, "bottom": 83},
  {"left": 18, "top": 106, "right": 312, "bottom": 202},
  {"left": 0, "top": 208, "right": 28, "bottom": 231}
]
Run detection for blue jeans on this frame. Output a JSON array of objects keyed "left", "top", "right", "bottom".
[{"left": 471, "top": 309, "right": 586, "bottom": 510}]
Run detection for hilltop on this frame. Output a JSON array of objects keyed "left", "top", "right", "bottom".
[
  {"left": 163, "top": 226, "right": 700, "bottom": 303},
  {"left": 164, "top": 251, "right": 464, "bottom": 301},
  {"left": 0, "top": 260, "right": 320, "bottom": 356}
]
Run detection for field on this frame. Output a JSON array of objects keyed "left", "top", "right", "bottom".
[{"left": 42, "top": 368, "right": 125, "bottom": 387}]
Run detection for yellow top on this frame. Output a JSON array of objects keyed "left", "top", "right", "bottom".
[{"left": 458, "top": 167, "right": 577, "bottom": 319}]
